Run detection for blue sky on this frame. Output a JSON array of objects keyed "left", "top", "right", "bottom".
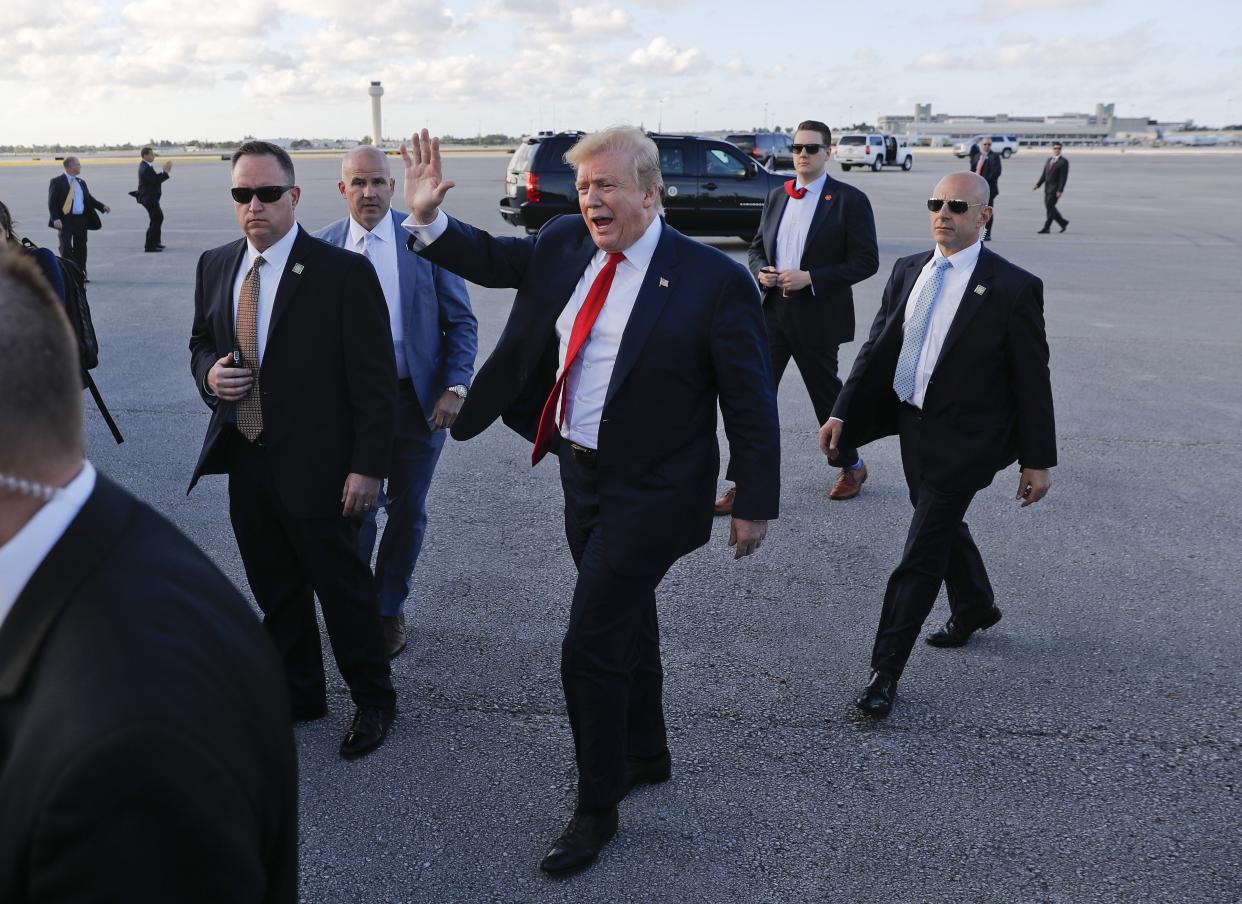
[{"left": 2, "top": 0, "right": 1238, "bottom": 144}]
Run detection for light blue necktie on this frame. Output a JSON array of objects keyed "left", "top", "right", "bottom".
[{"left": 893, "top": 258, "right": 952, "bottom": 403}]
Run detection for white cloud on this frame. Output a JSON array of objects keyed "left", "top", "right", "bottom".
[
  {"left": 765, "top": 63, "right": 785, "bottom": 78},
  {"left": 627, "top": 37, "right": 702, "bottom": 75},
  {"left": 725, "top": 56, "right": 751, "bottom": 76},
  {"left": 911, "top": 25, "right": 1154, "bottom": 71}
]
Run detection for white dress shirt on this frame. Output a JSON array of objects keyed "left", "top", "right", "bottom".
[
  {"left": 0, "top": 460, "right": 96, "bottom": 631},
  {"left": 231, "top": 223, "right": 300, "bottom": 365},
  {"left": 902, "top": 239, "right": 983, "bottom": 408},
  {"left": 66, "top": 173, "right": 84, "bottom": 215},
  {"left": 347, "top": 214, "right": 407, "bottom": 379},
  {"left": 403, "top": 211, "right": 663, "bottom": 449},
  {"left": 774, "top": 170, "right": 827, "bottom": 277}
]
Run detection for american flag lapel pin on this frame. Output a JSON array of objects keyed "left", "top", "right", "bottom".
[
  {"left": 659, "top": 277, "right": 669, "bottom": 288},
  {"left": 825, "top": 193, "right": 833, "bottom": 201},
  {"left": 974, "top": 284, "right": 986, "bottom": 296},
  {"left": 292, "top": 263, "right": 305, "bottom": 275}
]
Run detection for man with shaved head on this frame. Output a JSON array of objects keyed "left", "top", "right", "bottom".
[
  {"left": 0, "top": 250, "right": 297, "bottom": 901},
  {"left": 821, "top": 171, "right": 1056, "bottom": 717},
  {"left": 314, "top": 146, "right": 476, "bottom": 659}
]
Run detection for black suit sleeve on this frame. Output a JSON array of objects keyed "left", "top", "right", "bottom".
[
  {"left": 47, "top": 178, "right": 62, "bottom": 224},
  {"left": 832, "top": 260, "right": 901, "bottom": 420},
  {"left": 712, "top": 265, "right": 780, "bottom": 521},
  {"left": 808, "top": 190, "right": 878, "bottom": 295},
  {"left": 1006, "top": 277, "right": 1057, "bottom": 470},
  {"left": 747, "top": 191, "right": 776, "bottom": 277},
  {"left": 139, "top": 163, "right": 170, "bottom": 191},
  {"left": 189, "top": 251, "right": 221, "bottom": 406},
  {"left": 27, "top": 726, "right": 279, "bottom": 904},
  {"left": 341, "top": 253, "right": 397, "bottom": 477}
]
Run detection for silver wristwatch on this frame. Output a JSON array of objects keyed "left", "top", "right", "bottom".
[{"left": 446, "top": 384, "right": 468, "bottom": 400}]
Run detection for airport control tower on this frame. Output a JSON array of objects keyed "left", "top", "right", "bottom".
[{"left": 369, "top": 81, "right": 384, "bottom": 146}]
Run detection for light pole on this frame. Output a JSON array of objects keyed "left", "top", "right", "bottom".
[{"left": 658, "top": 98, "right": 664, "bottom": 133}]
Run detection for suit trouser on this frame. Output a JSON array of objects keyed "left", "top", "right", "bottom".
[
  {"left": 559, "top": 443, "right": 670, "bottom": 811},
  {"left": 765, "top": 291, "right": 859, "bottom": 468},
  {"left": 357, "top": 379, "right": 447, "bottom": 616},
  {"left": 870, "top": 404, "right": 995, "bottom": 678},
  {"left": 1043, "top": 194, "right": 1067, "bottom": 229},
  {"left": 142, "top": 199, "right": 164, "bottom": 249},
  {"left": 58, "top": 214, "right": 88, "bottom": 274},
  {"left": 225, "top": 427, "right": 396, "bottom": 713}
]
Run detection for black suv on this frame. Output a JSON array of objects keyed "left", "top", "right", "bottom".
[
  {"left": 499, "top": 131, "right": 788, "bottom": 240},
  {"left": 725, "top": 132, "right": 795, "bottom": 169}
]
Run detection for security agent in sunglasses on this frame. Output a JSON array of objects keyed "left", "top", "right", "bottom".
[
  {"left": 715, "top": 119, "right": 878, "bottom": 515},
  {"left": 189, "top": 141, "right": 400, "bottom": 759},
  {"left": 820, "top": 171, "right": 1056, "bottom": 718}
]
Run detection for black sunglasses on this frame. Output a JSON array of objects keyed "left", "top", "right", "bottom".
[
  {"left": 231, "top": 185, "right": 294, "bottom": 204},
  {"left": 927, "top": 198, "right": 984, "bottom": 214},
  {"left": 790, "top": 143, "right": 824, "bottom": 155}
]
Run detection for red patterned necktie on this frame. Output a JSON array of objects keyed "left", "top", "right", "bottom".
[
  {"left": 784, "top": 180, "right": 807, "bottom": 200},
  {"left": 235, "top": 256, "right": 266, "bottom": 441},
  {"left": 531, "top": 251, "right": 626, "bottom": 465},
  {"left": 976, "top": 154, "right": 986, "bottom": 175}
]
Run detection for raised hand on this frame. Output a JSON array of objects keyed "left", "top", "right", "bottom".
[{"left": 399, "top": 128, "right": 456, "bottom": 224}]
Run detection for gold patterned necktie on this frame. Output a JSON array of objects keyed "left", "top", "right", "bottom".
[
  {"left": 61, "top": 176, "right": 75, "bottom": 215},
  {"left": 235, "top": 256, "right": 266, "bottom": 441}
]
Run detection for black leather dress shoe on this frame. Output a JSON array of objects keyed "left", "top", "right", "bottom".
[
  {"left": 855, "top": 670, "right": 897, "bottom": 718},
  {"left": 539, "top": 807, "right": 618, "bottom": 874},
  {"left": 622, "top": 749, "right": 672, "bottom": 797},
  {"left": 339, "top": 706, "right": 394, "bottom": 759},
  {"left": 925, "top": 607, "right": 1002, "bottom": 648},
  {"left": 1036, "top": 227, "right": 1051, "bottom": 234},
  {"left": 144, "top": 246, "right": 163, "bottom": 252},
  {"left": 1059, "top": 221, "right": 1069, "bottom": 233}
]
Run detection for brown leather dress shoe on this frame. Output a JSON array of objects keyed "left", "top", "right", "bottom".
[
  {"left": 829, "top": 463, "right": 868, "bottom": 500},
  {"left": 381, "top": 613, "right": 406, "bottom": 659},
  {"left": 713, "top": 486, "right": 736, "bottom": 516}
]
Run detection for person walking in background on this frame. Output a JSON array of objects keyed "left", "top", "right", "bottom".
[
  {"left": 1035, "top": 142, "right": 1070, "bottom": 233},
  {"left": 47, "top": 156, "right": 109, "bottom": 281},
  {"left": 314, "top": 146, "right": 477, "bottom": 659},
  {"left": 971, "top": 137, "right": 1002, "bottom": 241},
  {"left": 136, "top": 147, "right": 172, "bottom": 252},
  {"left": 822, "top": 172, "right": 1056, "bottom": 719}
]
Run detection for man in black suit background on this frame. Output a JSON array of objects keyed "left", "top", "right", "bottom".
[
  {"left": 822, "top": 171, "right": 1056, "bottom": 718},
  {"left": 401, "top": 126, "right": 780, "bottom": 872},
  {"left": 1034, "top": 142, "right": 1070, "bottom": 233},
  {"left": 970, "top": 137, "right": 1002, "bottom": 241},
  {"left": 188, "top": 141, "right": 398, "bottom": 758},
  {"left": 136, "top": 147, "right": 172, "bottom": 252},
  {"left": 716, "top": 118, "right": 877, "bottom": 512},
  {"left": 46, "top": 156, "right": 109, "bottom": 279},
  {"left": 0, "top": 250, "right": 298, "bottom": 902}
]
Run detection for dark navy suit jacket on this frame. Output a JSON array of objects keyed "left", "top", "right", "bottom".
[
  {"left": 418, "top": 214, "right": 781, "bottom": 574},
  {"left": 315, "top": 209, "right": 477, "bottom": 428},
  {"left": 833, "top": 246, "right": 1056, "bottom": 494}
]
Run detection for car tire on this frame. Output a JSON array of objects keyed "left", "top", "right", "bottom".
[
  {"left": 902, "top": 156, "right": 913, "bottom": 171},
  {"left": 1002, "top": 148, "right": 1013, "bottom": 158},
  {"left": 872, "top": 157, "right": 883, "bottom": 172},
  {"left": 841, "top": 164, "right": 851, "bottom": 171}
]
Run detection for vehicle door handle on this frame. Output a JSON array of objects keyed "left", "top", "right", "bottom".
[{"left": 702, "top": 182, "right": 717, "bottom": 191}]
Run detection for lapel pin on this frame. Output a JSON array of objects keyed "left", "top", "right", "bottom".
[
  {"left": 825, "top": 194, "right": 833, "bottom": 201},
  {"left": 974, "top": 284, "right": 986, "bottom": 296},
  {"left": 292, "top": 263, "right": 305, "bottom": 275},
  {"left": 659, "top": 277, "right": 669, "bottom": 288}
]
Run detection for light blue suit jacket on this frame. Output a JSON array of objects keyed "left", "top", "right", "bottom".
[{"left": 314, "top": 209, "right": 477, "bottom": 427}]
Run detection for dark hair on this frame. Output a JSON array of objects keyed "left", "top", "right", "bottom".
[
  {"left": 795, "top": 120, "right": 832, "bottom": 147},
  {"left": 140, "top": 146, "right": 154, "bottom": 157},
  {"left": 231, "top": 140, "right": 296, "bottom": 184},
  {"left": 1052, "top": 142, "right": 1063, "bottom": 148},
  {"left": 0, "top": 249, "right": 83, "bottom": 471},
  {"left": 0, "top": 201, "right": 14, "bottom": 242}
]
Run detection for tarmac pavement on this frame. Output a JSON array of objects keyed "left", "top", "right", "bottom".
[{"left": 2, "top": 148, "right": 1239, "bottom": 903}]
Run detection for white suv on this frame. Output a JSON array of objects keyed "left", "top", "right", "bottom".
[
  {"left": 835, "top": 133, "right": 914, "bottom": 172},
  {"left": 954, "top": 134, "right": 1020, "bottom": 158}
]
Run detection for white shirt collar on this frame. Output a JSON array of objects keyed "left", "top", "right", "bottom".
[
  {"left": 0, "top": 460, "right": 96, "bottom": 631},
  {"left": 245, "top": 222, "right": 300, "bottom": 273},
  {"left": 347, "top": 211, "right": 395, "bottom": 249},
  {"left": 934, "top": 238, "right": 984, "bottom": 270},
  {"left": 604, "top": 215, "right": 662, "bottom": 272},
  {"left": 795, "top": 170, "right": 829, "bottom": 196}
]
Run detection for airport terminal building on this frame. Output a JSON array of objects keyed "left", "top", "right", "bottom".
[{"left": 878, "top": 103, "right": 1157, "bottom": 146}]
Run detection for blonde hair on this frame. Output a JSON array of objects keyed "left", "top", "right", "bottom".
[{"left": 564, "top": 126, "right": 664, "bottom": 214}]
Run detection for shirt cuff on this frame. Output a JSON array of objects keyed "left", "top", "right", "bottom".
[{"left": 401, "top": 209, "right": 448, "bottom": 249}]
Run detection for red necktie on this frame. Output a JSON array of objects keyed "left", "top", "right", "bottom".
[
  {"left": 976, "top": 154, "right": 985, "bottom": 175},
  {"left": 784, "top": 180, "right": 807, "bottom": 200},
  {"left": 531, "top": 251, "right": 626, "bottom": 465}
]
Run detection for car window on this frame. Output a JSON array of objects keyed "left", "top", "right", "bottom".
[
  {"left": 839, "top": 136, "right": 865, "bottom": 146},
  {"left": 870, "top": 136, "right": 883, "bottom": 145},
  {"left": 659, "top": 146, "right": 685, "bottom": 176},
  {"left": 510, "top": 143, "right": 535, "bottom": 172},
  {"left": 726, "top": 134, "right": 756, "bottom": 153},
  {"left": 705, "top": 146, "right": 748, "bottom": 176}
]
